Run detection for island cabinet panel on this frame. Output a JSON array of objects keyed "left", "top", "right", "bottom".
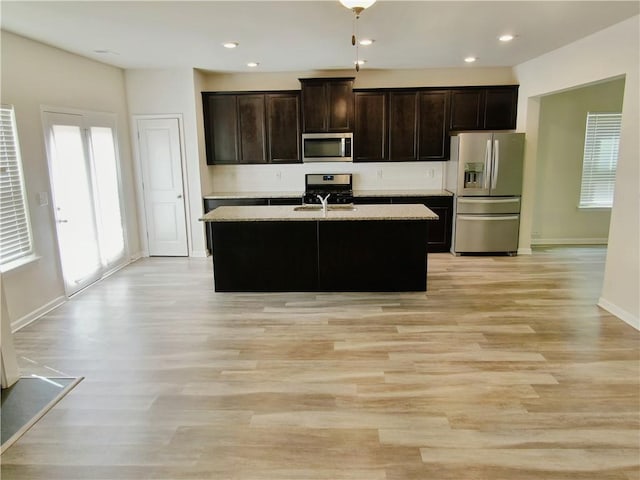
[
  {"left": 237, "top": 95, "right": 267, "bottom": 163},
  {"left": 354, "top": 91, "right": 387, "bottom": 162},
  {"left": 210, "top": 221, "right": 318, "bottom": 292},
  {"left": 318, "top": 220, "right": 428, "bottom": 292},
  {"left": 300, "top": 78, "right": 354, "bottom": 133},
  {"left": 203, "top": 198, "right": 269, "bottom": 253},
  {"left": 388, "top": 91, "right": 418, "bottom": 161},
  {"left": 266, "top": 93, "right": 300, "bottom": 163},
  {"left": 418, "top": 90, "right": 450, "bottom": 160},
  {"left": 206, "top": 215, "right": 430, "bottom": 292}
]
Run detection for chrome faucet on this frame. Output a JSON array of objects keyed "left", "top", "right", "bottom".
[{"left": 316, "top": 193, "right": 331, "bottom": 216}]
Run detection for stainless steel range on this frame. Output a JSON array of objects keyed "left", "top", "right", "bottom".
[{"left": 303, "top": 174, "right": 354, "bottom": 205}]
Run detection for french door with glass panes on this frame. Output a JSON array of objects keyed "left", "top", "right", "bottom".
[{"left": 42, "top": 110, "right": 127, "bottom": 296}]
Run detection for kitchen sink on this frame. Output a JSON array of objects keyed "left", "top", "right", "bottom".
[{"left": 293, "top": 205, "right": 357, "bottom": 212}]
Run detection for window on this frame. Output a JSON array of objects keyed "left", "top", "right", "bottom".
[
  {"left": 579, "top": 112, "right": 622, "bottom": 209},
  {"left": 0, "top": 105, "right": 34, "bottom": 269}
]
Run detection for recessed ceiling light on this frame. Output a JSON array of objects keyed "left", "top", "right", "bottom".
[
  {"left": 359, "top": 39, "right": 374, "bottom": 46},
  {"left": 499, "top": 34, "right": 515, "bottom": 42},
  {"left": 222, "top": 42, "right": 239, "bottom": 49},
  {"left": 247, "top": 62, "right": 259, "bottom": 68},
  {"left": 464, "top": 56, "right": 477, "bottom": 63}
]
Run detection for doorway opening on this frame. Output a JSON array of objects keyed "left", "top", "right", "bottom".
[{"left": 531, "top": 77, "right": 625, "bottom": 247}]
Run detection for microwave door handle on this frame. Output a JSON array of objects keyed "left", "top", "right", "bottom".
[
  {"left": 340, "top": 138, "right": 346, "bottom": 157},
  {"left": 484, "top": 139, "right": 492, "bottom": 190},
  {"left": 492, "top": 139, "right": 499, "bottom": 190}
]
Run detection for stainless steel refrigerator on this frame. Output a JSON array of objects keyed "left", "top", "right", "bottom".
[{"left": 445, "top": 132, "right": 525, "bottom": 255}]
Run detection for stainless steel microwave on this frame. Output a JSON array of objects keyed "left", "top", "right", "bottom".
[{"left": 302, "top": 133, "right": 353, "bottom": 162}]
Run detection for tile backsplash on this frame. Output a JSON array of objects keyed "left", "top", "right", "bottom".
[{"left": 209, "top": 162, "right": 445, "bottom": 193}]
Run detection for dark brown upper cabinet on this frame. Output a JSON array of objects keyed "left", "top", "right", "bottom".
[
  {"left": 204, "top": 94, "right": 239, "bottom": 164},
  {"left": 418, "top": 90, "right": 450, "bottom": 160},
  {"left": 354, "top": 88, "right": 450, "bottom": 162},
  {"left": 266, "top": 92, "right": 300, "bottom": 164},
  {"left": 484, "top": 87, "right": 518, "bottom": 130},
  {"left": 203, "top": 91, "right": 301, "bottom": 165},
  {"left": 354, "top": 91, "right": 387, "bottom": 162},
  {"left": 450, "top": 86, "right": 518, "bottom": 131},
  {"left": 237, "top": 95, "right": 267, "bottom": 164},
  {"left": 300, "top": 78, "right": 354, "bottom": 133},
  {"left": 388, "top": 91, "right": 418, "bottom": 161}
]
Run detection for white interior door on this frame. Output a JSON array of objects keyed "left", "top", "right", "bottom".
[
  {"left": 137, "top": 118, "right": 188, "bottom": 256},
  {"left": 43, "top": 110, "right": 127, "bottom": 296}
]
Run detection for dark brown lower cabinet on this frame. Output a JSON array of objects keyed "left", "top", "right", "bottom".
[
  {"left": 354, "top": 195, "right": 453, "bottom": 252},
  {"left": 391, "top": 196, "right": 453, "bottom": 253}
]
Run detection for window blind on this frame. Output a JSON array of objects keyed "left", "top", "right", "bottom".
[
  {"left": 579, "top": 112, "right": 622, "bottom": 209},
  {"left": 0, "top": 105, "right": 33, "bottom": 266}
]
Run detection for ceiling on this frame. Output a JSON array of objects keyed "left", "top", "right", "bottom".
[{"left": 1, "top": 1, "right": 638, "bottom": 73}]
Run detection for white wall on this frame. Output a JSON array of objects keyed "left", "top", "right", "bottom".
[
  {"left": 533, "top": 78, "right": 625, "bottom": 245},
  {"left": 202, "top": 67, "right": 517, "bottom": 194},
  {"left": 203, "top": 67, "right": 516, "bottom": 91},
  {"left": 515, "top": 16, "right": 639, "bottom": 329},
  {"left": 125, "top": 69, "right": 207, "bottom": 258},
  {"left": 0, "top": 31, "right": 140, "bottom": 329}
]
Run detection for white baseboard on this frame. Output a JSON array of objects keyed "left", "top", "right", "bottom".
[
  {"left": 190, "top": 249, "right": 209, "bottom": 258},
  {"left": 531, "top": 238, "right": 608, "bottom": 246},
  {"left": 11, "top": 296, "right": 67, "bottom": 333},
  {"left": 598, "top": 297, "right": 640, "bottom": 331},
  {"left": 517, "top": 247, "right": 532, "bottom": 255},
  {"left": 11, "top": 255, "right": 143, "bottom": 333},
  {"left": 129, "top": 251, "right": 144, "bottom": 261}
]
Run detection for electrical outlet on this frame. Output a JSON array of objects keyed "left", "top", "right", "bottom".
[
  {"left": 427, "top": 168, "right": 435, "bottom": 178},
  {"left": 37, "top": 191, "right": 49, "bottom": 206},
  {"left": 276, "top": 171, "right": 282, "bottom": 181},
  {"left": 377, "top": 169, "right": 383, "bottom": 180}
]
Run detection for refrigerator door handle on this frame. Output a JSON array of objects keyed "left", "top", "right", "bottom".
[
  {"left": 458, "top": 197, "right": 520, "bottom": 204},
  {"left": 484, "top": 139, "right": 492, "bottom": 190},
  {"left": 457, "top": 215, "right": 520, "bottom": 221},
  {"left": 491, "top": 139, "right": 500, "bottom": 190}
]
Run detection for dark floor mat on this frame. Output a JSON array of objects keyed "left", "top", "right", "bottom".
[{"left": 1, "top": 376, "right": 82, "bottom": 453}]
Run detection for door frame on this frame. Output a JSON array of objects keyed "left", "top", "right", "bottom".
[
  {"left": 132, "top": 114, "right": 192, "bottom": 257},
  {"left": 41, "top": 105, "right": 131, "bottom": 296}
]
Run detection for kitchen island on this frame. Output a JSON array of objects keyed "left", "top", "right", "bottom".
[{"left": 201, "top": 204, "right": 438, "bottom": 292}]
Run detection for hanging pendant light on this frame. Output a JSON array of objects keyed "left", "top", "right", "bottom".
[
  {"left": 339, "top": 0, "right": 377, "bottom": 16},
  {"left": 339, "top": 0, "right": 376, "bottom": 72}
]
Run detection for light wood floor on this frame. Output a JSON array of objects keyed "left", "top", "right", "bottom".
[{"left": 2, "top": 247, "right": 639, "bottom": 480}]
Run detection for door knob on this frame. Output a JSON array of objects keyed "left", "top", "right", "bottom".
[
  {"left": 177, "top": 194, "right": 183, "bottom": 199},
  {"left": 57, "top": 219, "right": 68, "bottom": 223}
]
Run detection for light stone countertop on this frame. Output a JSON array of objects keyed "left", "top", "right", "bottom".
[
  {"left": 200, "top": 204, "right": 438, "bottom": 222},
  {"left": 203, "top": 189, "right": 452, "bottom": 199}
]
